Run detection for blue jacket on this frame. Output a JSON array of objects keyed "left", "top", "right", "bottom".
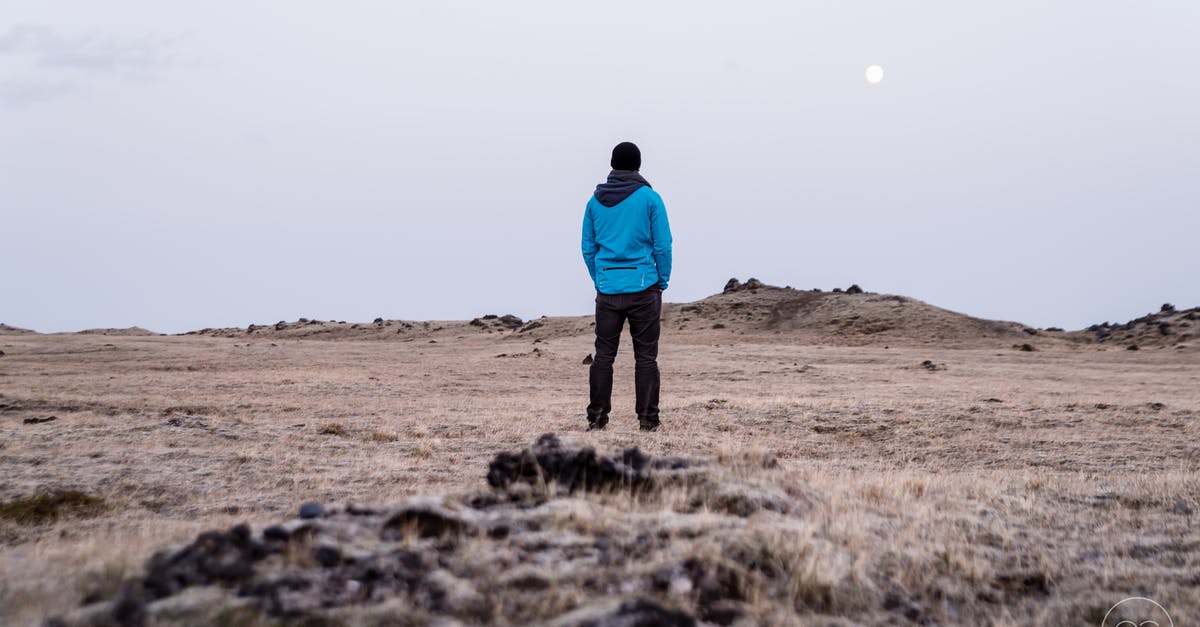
[{"left": 582, "top": 175, "right": 672, "bottom": 295}]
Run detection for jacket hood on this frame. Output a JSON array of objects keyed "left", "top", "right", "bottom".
[{"left": 593, "top": 170, "right": 652, "bottom": 207}]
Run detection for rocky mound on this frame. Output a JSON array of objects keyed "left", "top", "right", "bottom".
[
  {"left": 182, "top": 314, "right": 551, "bottom": 341},
  {"left": 0, "top": 323, "right": 36, "bottom": 335},
  {"left": 668, "top": 278, "right": 1037, "bottom": 347},
  {"left": 55, "top": 435, "right": 839, "bottom": 626},
  {"left": 1073, "top": 303, "right": 1198, "bottom": 350},
  {"left": 75, "top": 327, "right": 158, "bottom": 336}
]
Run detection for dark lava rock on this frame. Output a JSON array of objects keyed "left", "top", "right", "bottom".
[
  {"left": 0, "top": 350, "right": 6, "bottom": 357},
  {"left": 1162, "top": 303, "right": 1176, "bottom": 313},
  {"left": 583, "top": 353, "right": 594, "bottom": 365},
  {"left": 846, "top": 284, "right": 863, "bottom": 294},
  {"left": 299, "top": 502, "right": 325, "bottom": 519},
  {"left": 381, "top": 505, "right": 470, "bottom": 539},
  {"left": 723, "top": 277, "right": 764, "bottom": 294},
  {"left": 262, "top": 525, "right": 290, "bottom": 541},
  {"left": 498, "top": 314, "right": 524, "bottom": 330},
  {"left": 314, "top": 545, "right": 341, "bottom": 568},
  {"left": 518, "top": 320, "right": 544, "bottom": 333},
  {"left": 486, "top": 433, "right": 696, "bottom": 495},
  {"left": 141, "top": 523, "right": 276, "bottom": 601},
  {"left": 1127, "top": 344, "right": 1140, "bottom": 351},
  {"left": 23, "top": 416, "right": 58, "bottom": 425},
  {"left": 921, "top": 360, "right": 942, "bottom": 371}
]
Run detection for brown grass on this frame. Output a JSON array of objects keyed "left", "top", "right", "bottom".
[{"left": 1, "top": 322, "right": 1198, "bottom": 624}]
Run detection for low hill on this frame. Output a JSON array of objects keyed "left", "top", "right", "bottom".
[
  {"left": 1070, "top": 303, "right": 1198, "bottom": 350},
  {"left": 76, "top": 327, "right": 159, "bottom": 337},
  {"left": 179, "top": 279, "right": 1062, "bottom": 348},
  {"left": 0, "top": 323, "right": 36, "bottom": 335},
  {"left": 661, "top": 279, "right": 1039, "bottom": 347}
]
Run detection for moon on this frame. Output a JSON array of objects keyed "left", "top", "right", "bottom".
[{"left": 865, "top": 64, "right": 884, "bottom": 84}]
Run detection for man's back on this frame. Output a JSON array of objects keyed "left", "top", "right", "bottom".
[{"left": 582, "top": 178, "right": 672, "bottom": 295}]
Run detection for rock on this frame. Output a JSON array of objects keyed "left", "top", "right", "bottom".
[
  {"left": 1161, "top": 303, "right": 1176, "bottom": 313},
  {"left": 314, "top": 545, "right": 341, "bottom": 568},
  {"left": 920, "top": 360, "right": 942, "bottom": 371},
  {"left": 140, "top": 524, "right": 274, "bottom": 601},
  {"left": 0, "top": 350, "right": 5, "bottom": 356},
  {"left": 381, "top": 499, "right": 472, "bottom": 539},
  {"left": 485, "top": 433, "right": 697, "bottom": 495},
  {"left": 299, "top": 502, "right": 325, "bottom": 519},
  {"left": 1173, "top": 498, "right": 1193, "bottom": 515},
  {"left": 374, "top": 317, "right": 384, "bottom": 324},
  {"left": 23, "top": 416, "right": 58, "bottom": 424},
  {"left": 582, "top": 354, "right": 594, "bottom": 365},
  {"left": 1015, "top": 343, "right": 1036, "bottom": 352},
  {"left": 712, "top": 323, "right": 725, "bottom": 329},
  {"left": 498, "top": 314, "right": 524, "bottom": 330},
  {"left": 1127, "top": 344, "right": 1139, "bottom": 351},
  {"left": 723, "top": 278, "right": 741, "bottom": 294},
  {"left": 518, "top": 320, "right": 544, "bottom": 333},
  {"left": 846, "top": 284, "right": 863, "bottom": 294},
  {"left": 743, "top": 278, "right": 763, "bottom": 290}
]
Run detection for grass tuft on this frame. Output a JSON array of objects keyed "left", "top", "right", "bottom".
[
  {"left": 0, "top": 490, "right": 106, "bottom": 525},
  {"left": 318, "top": 423, "right": 348, "bottom": 436}
]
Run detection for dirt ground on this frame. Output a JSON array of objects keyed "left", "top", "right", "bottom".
[{"left": 1, "top": 317, "right": 1198, "bottom": 625}]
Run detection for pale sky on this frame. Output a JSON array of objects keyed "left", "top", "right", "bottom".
[{"left": 3, "top": 1, "right": 1197, "bottom": 334}]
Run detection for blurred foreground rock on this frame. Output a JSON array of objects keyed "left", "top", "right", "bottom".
[{"left": 53, "top": 435, "right": 831, "bottom": 626}]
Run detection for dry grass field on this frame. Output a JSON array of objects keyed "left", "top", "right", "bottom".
[{"left": 1, "top": 286, "right": 1198, "bottom": 625}]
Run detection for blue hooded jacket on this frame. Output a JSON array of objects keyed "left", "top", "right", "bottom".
[{"left": 582, "top": 171, "right": 672, "bottom": 295}]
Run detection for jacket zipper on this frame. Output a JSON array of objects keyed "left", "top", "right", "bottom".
[{"left": 604, "top": 266, "right": 637, "bottom": 271}]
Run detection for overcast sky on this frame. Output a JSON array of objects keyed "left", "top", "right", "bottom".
[{"left": 3, "top": 1, "right": 1197, "bottom": 334}]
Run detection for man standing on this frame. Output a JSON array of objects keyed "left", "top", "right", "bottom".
[{"left": 581, "top": 142, "right": 672, "bottom": 432}]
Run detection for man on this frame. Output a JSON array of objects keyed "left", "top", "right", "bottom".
[{"left": 581, "top": 142, "right": 672, "bottom": 432}]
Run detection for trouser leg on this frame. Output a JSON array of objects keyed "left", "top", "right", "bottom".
[
  {"left": 587, "top": 293, "right": 625, "bottom": 426},
  {"left": 628, "top": 288, "right": 662, "bottom": 427}
]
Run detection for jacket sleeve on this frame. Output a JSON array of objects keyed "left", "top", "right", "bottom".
[
  {"left": 649, "top": 193, "right": 672, "bottom": 290},
  {"left": 581, "top": 202, "right": 598, "bottom": 282}
]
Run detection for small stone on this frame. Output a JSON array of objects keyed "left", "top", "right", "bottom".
[
  {"left": 23, "top": 416, "right": 58, "bottom": 425},
  {"left": 582, "top": 354, "right": 594, "bottom": 365},
  {"left": 846, "top": 284, "right": 863, "bottom": 294},
  {"left": 262, "top": 525, "right": 289, "bottom": 541},
  {"left": 298, "top": 502, "right": 324, "bottom": 519},
  {"left": 1173, "top": 499, "right": 1193, "bottom": 515},
  {"left": 314, "top": 545, "right": 341, "bottom": 568}
]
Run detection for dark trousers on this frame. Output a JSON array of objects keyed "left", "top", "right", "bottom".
[{"left": 587, "top": 286, "right": 662, "bottom": 428}]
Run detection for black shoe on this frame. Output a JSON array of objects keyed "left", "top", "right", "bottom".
[
  {"left": 638, "top": 422, "right": 660, "bottom": 432},
  {"left": 587, "top": 417, "right": 608, "bottom": 431}
]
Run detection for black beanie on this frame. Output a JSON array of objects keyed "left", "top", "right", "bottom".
[{"left": 610, "top": 142, "right": 641, "bottom": 171}]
